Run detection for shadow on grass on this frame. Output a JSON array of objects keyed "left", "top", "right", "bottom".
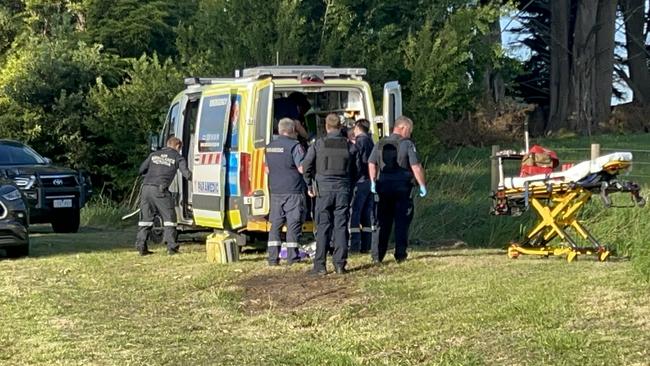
[{"left": 25, "top": 225, "right": 210, "bottom": 258}]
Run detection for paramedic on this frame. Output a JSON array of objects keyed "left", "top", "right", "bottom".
[
  {"left": 135, "top": 136, "right": 192, "bottom": 256},
  {"left": 274, "top": 92, "right": 310, "bottom": 140},
  {"left": 349, "top": 119, "right": 375, "bottom": 253},
  {"left": 368, "top": 116, "right": 427, "bottom": 263},
  {"left": 302, "top": 113, "right": 357, "bottom": 275},
  {"left": 265, "top": 118, "right": 307, "bottom": 266}
]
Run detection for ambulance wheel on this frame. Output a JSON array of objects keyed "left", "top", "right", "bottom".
[{"left": 150, "top": 215, "right": 164, "bottom": 244}]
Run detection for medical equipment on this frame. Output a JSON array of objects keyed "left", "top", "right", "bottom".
[{"left": 491, "top": 147, "right": 645, "bottom": 262}]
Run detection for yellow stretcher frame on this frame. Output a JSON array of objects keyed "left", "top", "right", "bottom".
[
  {"left": 495, "top": 160, "right": 643, "bottom": 263},
  {"left": 504, "top": 186, "right": 609, "bottom": 262}
]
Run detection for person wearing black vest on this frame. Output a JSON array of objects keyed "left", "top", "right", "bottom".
[
  {"left": 135, "top": 136, "right": 192, "bottom": 256},
  {"left": 265, "top": 118, "right": 307, "bottom": 266},
  {"left": 368, "top": 116, "right": 427, "bottom": 263},
  {"left": 302, "top": 113, "right": 357, "bottom": 275},
  {"left": 349, "top": 119, "right": 375, "bottom": 253}
]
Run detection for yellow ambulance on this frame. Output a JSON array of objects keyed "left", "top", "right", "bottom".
[{"left": 152, "top": 66, "right": 402, "bottom": 241}]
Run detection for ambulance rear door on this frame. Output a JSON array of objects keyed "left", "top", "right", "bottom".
[
  {"left": 382, "top": 81, "right": 402, "bottom": 136},
  {"left": 191, "top": 87, "right": 232, "bottom": 229},
  {"left": 249, "top": 78, "right": 274, "bottom": 218}
]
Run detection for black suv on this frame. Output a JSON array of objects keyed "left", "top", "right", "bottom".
[
  {"left": 0, "top": 140, "right": 92, "bottom": 233},
  {"left": 0, "top": 179, "right": 29, "bottom": 257}
]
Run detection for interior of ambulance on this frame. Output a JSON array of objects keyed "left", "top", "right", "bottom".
[{"left": 272, "top": 88, "right": 368, "bottom": 140}]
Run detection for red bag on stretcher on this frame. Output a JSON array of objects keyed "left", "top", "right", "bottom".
[{"left": 519, "top": 145, "right": 559, "bottom": 177}]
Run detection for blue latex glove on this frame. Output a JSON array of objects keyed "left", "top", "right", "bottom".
[
  {"left": 370, "top": 181, "right": 377, "bottom": 194},
  {"left": 419, "top": 185, "right": 427, "bottom": 197}
]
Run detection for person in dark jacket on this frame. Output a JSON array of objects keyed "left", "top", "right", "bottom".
[
  {"left": 135, "top": 137, "right": 192, "bottom": 256},
  {"left": 368, "top": 116, "right": 427, "bottom": 263},
  {"left": 265, "top": 118, "right": 306, "bottom": 266},
  {"left": 349, "top": 119, "right": 375, "bottom": 253},
  {"left": 302, "top": 113, "right": 357, "bottom": 275}
]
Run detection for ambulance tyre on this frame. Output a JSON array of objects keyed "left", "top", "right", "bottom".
[{"left": 150, "top": 215, "right": 164, "bottom": 244}]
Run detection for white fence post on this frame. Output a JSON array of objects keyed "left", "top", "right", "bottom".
[{"left": 591, "top": 143, "right": 601, "bottom": 161}]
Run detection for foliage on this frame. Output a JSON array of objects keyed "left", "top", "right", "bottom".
[
  {"left": 0, "top": 0, "right": 513, "bottom": 199},
  {"left": 86, "top": 55, "right": 184, "bottom": 196}
]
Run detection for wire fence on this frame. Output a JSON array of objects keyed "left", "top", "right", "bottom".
[
  {"left": 494, "top": 144, "right": 650, "bottom": 187},
  {"left": 553, "top": 147, "right": 650, "bottom": 185}
]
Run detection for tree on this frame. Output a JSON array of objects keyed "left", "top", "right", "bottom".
[{"left": 620, "top": 0, "right": 650, "bottom": 105}]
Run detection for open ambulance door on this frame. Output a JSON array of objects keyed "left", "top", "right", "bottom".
[
  {"left": 382, "top": 81, "right": 402, "bottom": 137},
  {"left": 249, "top": 78, "right": 274, "bottom": 218},
  {"left": 191, "top": 89, "right": 232, "bottom": 229}
]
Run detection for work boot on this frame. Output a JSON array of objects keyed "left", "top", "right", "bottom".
[
  {"left": 167, "top": 248, "right": 180, "bottom": 256},
  {"left": 307, "top": 268, "right": 327, "bottom": 276},
  {"left": 334, "top": 266, "right": 347, "bottom": 275},
  {"left": 139, "top": 249, "right": 154, "bottom": 256}
]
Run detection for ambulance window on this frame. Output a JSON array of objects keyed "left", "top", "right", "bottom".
[
  {"left": 164, "top": 102, "right": 180, "bottom": 138},
  {"left": 197, "top": 95, "right": 230, "bottom": 153},
  {"left": 254, "top": 85, "right": 271, "bottom": 148}
]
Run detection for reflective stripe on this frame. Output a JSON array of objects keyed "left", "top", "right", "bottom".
[
  {"left": 285, "top": 242, "right": 299, "bottom": 248},
  {"left": 138, "top": 221, "right": 153, "bottom": 227},
  {"left": 267, "top": 241, "right": 281, "bottom": 247},
  {"left": 362, "top": 227, "right": 374, "bottom": 233},
  {"left": 163, "top": 222, "right": 177, "bottom": 227},
  {"left": 349, "top": 228, "right": 361, "bottom": 233}
]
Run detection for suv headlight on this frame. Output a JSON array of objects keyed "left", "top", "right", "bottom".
[
  {"left": 14, "top": 175, "right": 36, "bottom": 190},
  {"left": 1, "top": 188, "right": 22, "bottom": 201}
]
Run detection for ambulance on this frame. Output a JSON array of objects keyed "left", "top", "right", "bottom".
[{"left": 151, "top": 66, "right": 402, "bottom": 242}]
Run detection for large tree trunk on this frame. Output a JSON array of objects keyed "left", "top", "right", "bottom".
[
  {"left": 593, "top": 0, "right": 617, "bottom": 127},
  {"left": 480, "top": 0, "right": 505, "bottom": 103},
  {"left": 569, "top": 0, "right": 599, "bottom": 134},
  {"left": 547, "top": 0, "right": 571, "bottom": 132},
  {"left": 621, "top": 0, "right": 650, "bottom": 105}
]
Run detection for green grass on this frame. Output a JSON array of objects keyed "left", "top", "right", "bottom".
[
  {"left": 1, "top": 228, "right": 648, "bottom": 365},
  {"left": 2, "top": 133, "right": 648, "bottom": 365},
  {"left": 413, "top": 133, "right": 650, "bottom": 280}
]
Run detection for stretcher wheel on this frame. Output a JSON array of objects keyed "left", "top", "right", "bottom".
[
  {"left": 597, "top": 247, "right": 611, "bottom": 262},
  {"left": 566, "top": 251, "right": 578, "bottom": 263},
  {"left": 507, "top": 246, "right": 520, "bottom": 259},
  {"left": 637, "top": 197, "right": 646, "bottom": 208}
]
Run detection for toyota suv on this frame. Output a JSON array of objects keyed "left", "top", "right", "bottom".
[
  {"left": 0, "top": 140, "right": 92, "bottom": 233},
  {"left": 0, "top": 179, "right": 29, "bottom": 257}
]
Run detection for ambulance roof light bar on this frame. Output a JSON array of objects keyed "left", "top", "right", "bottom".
[
  {"left": 184, "top": 77, "right": 254, "bottom": 86},
  {"left": 241, "top": 66, "right": 367, "bottom": 80}
]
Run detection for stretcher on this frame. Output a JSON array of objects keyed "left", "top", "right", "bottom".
[{"left": 491, "top": 148, "right": 645, "bottom": 262}]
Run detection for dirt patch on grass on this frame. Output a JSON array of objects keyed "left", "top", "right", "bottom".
[{"left": 238, "top": 270, "right": 361, "bottom": 314}]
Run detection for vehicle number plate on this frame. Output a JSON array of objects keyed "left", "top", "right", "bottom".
[{"left": 53, "top": 199, "right": 72, "bottom": 208}]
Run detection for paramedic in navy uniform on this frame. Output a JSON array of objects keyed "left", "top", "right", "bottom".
[
  {"left": 302, "top": 113, "right": 357, "bottom": 275},
  {"left": 135, "top": 137, "right": 192, "bottom": 256},
  {"left": 265, "top": 118, "right": 307, "bottom": 266},
  {"left": 349, "top": 119, "right": 375, "bottom": 253},
  {"left": 368, "top": 116, "right": 427, "bottom": 263}
]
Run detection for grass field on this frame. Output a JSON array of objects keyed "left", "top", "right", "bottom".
[
  {"left": 0, "top": 226, "right": 648, "bottom": 366},
  {"left": 1, "top": 133, "right": 650, "bottom": 365}
]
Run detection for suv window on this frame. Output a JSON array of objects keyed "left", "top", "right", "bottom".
[{"left": 0, "top": 143, "right": 46, "bottom": 165}]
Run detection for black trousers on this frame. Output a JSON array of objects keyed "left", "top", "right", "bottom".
[
  {"left": 268, "top": 193, "right": 305, "bottom": 264},
  {"left": 372, "top": 190, "right": 413, "bottom": 262},
  {"left": 135, "top": 185, "right": 178, "bottom": 252},
  {"left": 314, "top": 190, "right": 350, "bottom": 271},
  {"left": 349, "top": 180, "right": 375, "bottom": 252}
]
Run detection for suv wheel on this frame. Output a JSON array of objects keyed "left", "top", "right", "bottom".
[
  {"left": 8, "top": 243, "right": 30, "bottom": 258},
  {"left": 51, "top": 208, "right": 81, "bottom": 233}
]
